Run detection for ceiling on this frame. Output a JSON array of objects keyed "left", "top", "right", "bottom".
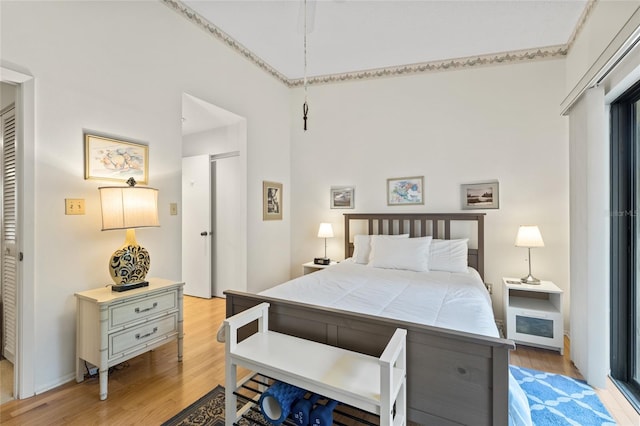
[{"left": 180, "top": 0, "right": 589, "bottom": 82}]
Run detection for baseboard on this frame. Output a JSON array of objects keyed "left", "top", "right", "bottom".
[{"left": 35, "top": 372, "right": 76, "bottom": 396}]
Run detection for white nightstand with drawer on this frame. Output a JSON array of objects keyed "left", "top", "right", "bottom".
[
  {"left": 503, "top": 278, "right": 563, "bottom": 354},
  {"left": 75, "top": 278, "right": 184, "bottom": 400}
]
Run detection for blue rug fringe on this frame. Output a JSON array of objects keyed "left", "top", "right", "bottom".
[{"left": 510, "top": 366, "right": 617, "bottom": 426}]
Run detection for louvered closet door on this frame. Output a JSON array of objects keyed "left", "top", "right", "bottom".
[{"left": 1, "top": 107, "right": 17, "bottom": 364}]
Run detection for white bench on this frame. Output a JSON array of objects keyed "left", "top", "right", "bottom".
[{"left": 224, "top": 302, "right": 407, "bottom": 426}]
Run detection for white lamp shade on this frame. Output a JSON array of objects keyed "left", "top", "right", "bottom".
[
  {"left": 317, "top": 223, "right": 334, "bottom": 238},
  {"left": 515, "top": 225, "right": 544, "bottom": 248},
  {"left": 99, "top": 186, "right": 160, "bottom": 230}
]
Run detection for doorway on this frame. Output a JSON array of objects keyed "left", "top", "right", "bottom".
[
  {"left": 181, "top": 93, "right": 247, "bottom": 298},
  {"left": 0, "top": 80, "right": 19, "bottom": 403}
]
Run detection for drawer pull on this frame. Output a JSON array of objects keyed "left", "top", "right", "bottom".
[
  {"left": 136, "top": 327, "right": 158, "bottom": 340},
  {"left": 135, "top": 302, "right": 158, "bottom": 314}
]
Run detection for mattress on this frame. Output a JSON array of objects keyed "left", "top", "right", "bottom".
[{"left": 260, "top": 260, "right": 499, "bottom": 338}]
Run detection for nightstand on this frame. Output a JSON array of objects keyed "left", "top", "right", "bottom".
[
  {"left": 75, "top": 278, "right": 184, "bottom": 400},
  {"left": 302, "top": 261, "right": 337, "bottom": 275},
  {"left": 503, "top": 278, "right": 563, "bottom": 354}
]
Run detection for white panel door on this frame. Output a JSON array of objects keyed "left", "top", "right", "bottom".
[
  {"left": 181, "top": 155, "right": 212, "bottom": 298},
  {"left": 214, "top": 155, "right": 242, "bottom": 297}
]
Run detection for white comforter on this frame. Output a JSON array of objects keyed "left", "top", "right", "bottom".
[
  {"left": 259, "top": 260, "right": 532, "bottom": 426},
  {"left": 261, "top": 260, "right": 499, "bottom": 338}
]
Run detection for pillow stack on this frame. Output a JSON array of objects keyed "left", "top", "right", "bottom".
[{"left": 352, "top": 234, "right": 469, "bottom": 273}]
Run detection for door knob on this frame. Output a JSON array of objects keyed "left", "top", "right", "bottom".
[{"left": 200, "top": 231, "right": 209, "bottom": 236}]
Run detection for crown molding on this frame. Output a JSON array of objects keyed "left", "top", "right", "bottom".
[
  {"left": 163, "top": 0, "right": 592, "bottom": 88},
  {"left": 162, "top": 0, "right": 290, "bottom": 86},
  {"left": 567, "top": 0, "right": 598, "bottom": 50},
  {"left": 287, "top": 45, "right": 567, "bottom": 87}
]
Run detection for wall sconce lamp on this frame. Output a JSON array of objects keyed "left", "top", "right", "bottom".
[
  {"left": 515, "top": 225, "right": 545, "bottom": 284},
  {"left": 99, "top": 177, "right": 159, "bottom": 292}
]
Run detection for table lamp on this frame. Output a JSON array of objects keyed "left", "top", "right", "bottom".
[
  {"left": 515, "top": 225, "right": 544, "bottom": 284},
  {"left": 99, "top": 177, "right": 159, "bottom": 291},
  {"left": 315, "top": 222, "right": 334, "bottom": 265}
]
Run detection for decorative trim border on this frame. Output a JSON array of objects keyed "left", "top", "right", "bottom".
[
  {"left": 163, "top": 0, "right": 594, "bottom": 88},
  {"left": 288, "top": 45, "right": 567, "bottom": 87},
  {"left": 162, "top": 0, "right": 290, "bottom": 86},
  {"left": 567, "top": 0, "right": 598, "bottom": 50}
]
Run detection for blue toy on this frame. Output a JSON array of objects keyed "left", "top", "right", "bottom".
[
  {"left": 259, "top": 381, "right": 306, "bottom": 425},
  {"left": 291, "top": 394, "right": 320, "bottom": 426},
  {"left": 310, "top": 399, "right": 339, "bottom": 426}
]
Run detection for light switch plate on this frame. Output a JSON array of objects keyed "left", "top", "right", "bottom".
[
  {"left": 170, "top": 203, "right": 178, "bottom": 216},
  {"left": 65, "top": 198, "right": 85, "bottom": 215}
]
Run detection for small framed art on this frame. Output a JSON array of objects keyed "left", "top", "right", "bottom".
[
  {"left": 387, "top": 176, "right": 424, "bottom": 205},
  {"left": 461, "top": 182, "right": 499, "bottom": 209},
  {"left": 263, "top": 181, "right": 283, "bottom": 220},
  {"left": 330, "top": 186, "right": 355, "bottom": 209},
  {"left": 84, "top": 133, "right": 149, "bottom": 184}
]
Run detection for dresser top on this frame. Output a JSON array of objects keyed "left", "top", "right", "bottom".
[{"left": 74, "top": 278, "right": 184, "bottom": 304}]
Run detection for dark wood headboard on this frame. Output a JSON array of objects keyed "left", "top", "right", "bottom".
[{"left": 344, "top": 213, "right": 486, "bottom": 279}]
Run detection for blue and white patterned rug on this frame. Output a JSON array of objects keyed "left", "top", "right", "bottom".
[{"left": 510, "top": 366, "right": 617, "bottom": 425}]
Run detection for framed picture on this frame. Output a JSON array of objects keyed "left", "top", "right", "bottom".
[
  {"left": 263, "top": 181, "right": 283, "bottom": 220},
  {"left": 330, "top": 186, "right": 355, "bottom": 209},
  {"left": 84, "top": 134, "right": 149, "bottom": 184},
  {"left": 461, "top": 182, "right": 499, "bottom": 209},
  {"left": 387, "top": 176, "right": 424, "bottom": 205}
]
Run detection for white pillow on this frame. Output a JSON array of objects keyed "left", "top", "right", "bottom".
[
  {"left": 352, "top": 235, "right": 372, "bottom": 264},
  {"left": 368, "top": 236, "right": 432, "bottom": 272},
  {"left": 429, "top": 239, "right": 469, "bottom": 273},
  {"left": 352, "top": 234, "right": 408, "bottom": 264}
]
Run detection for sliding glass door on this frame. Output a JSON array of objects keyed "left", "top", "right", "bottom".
[{"left": 611, "top": 81, "right": 640, "bottom": 408}]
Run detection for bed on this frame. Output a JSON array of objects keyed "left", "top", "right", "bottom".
[{"left": 224, "top": 213, "right": 528, "bottom": 425}]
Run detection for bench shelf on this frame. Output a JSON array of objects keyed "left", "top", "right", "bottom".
[
  {"left": 224, "top": 303, "right": 407, "bottom": 426},
  {"left": 232, "top": 374, "right": 384, "bottom": 426}
]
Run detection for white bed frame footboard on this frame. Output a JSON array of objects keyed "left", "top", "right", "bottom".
[{"left": 225, "top": 292, "right": 514, "bottom": 425}]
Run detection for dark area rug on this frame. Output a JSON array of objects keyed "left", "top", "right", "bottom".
[{"left": 161, "top": 385, "right": 268, "bottom": 426}]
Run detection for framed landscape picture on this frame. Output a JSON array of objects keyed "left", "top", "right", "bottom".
[
  {"left": 84, "top": 133, "right": 148, "bottom": 184},
  {"left": 461, "top": 182, "right": 499, "bottom": 209},
  {"left": 387, "top": 176, "right": 424, "bottom": 205},
  {"left": 263, "top": 181, "right": 283, "bottom": 220},
  {"left": 330, "top": 186, "right": 355, "bottom": 209}
]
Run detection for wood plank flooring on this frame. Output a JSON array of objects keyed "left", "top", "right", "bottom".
[{"left": 0, "top": 296, "right": 637, "bottom": 425}]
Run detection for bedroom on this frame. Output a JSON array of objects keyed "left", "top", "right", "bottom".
[{"left": 0, "top": 0, "right": 637, "bottom": 424}]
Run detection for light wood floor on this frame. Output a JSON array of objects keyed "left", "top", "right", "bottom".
[
  {"left": 0, "top": 296, "right": 638, "bottom": 425},
  {"left": 0, "top": 359, "right": 13, "bottom": 404}
]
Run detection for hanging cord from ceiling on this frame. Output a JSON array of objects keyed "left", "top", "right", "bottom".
[{"left": 302, "top": 0, "right": 309, "bottom": 131}]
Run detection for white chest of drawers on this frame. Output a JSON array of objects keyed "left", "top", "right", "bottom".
[{"left": 75, "top": 278, "right": 184, "bottom": 400}]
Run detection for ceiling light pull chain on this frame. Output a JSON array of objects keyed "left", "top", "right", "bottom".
[{"left": 302, "top": 0, "right": 309, "bottom": 131}]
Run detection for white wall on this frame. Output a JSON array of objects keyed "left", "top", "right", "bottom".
[
  {"left": 1, "top": 82, "right": 16, "bottom": 110},
  {"left": 183, "top": 128, "right": 233, "bottom": 157},
  {"left": 1, "top": 1, "right": 290, "bottom": 394},
  {"left": 290, "top": 59, "right": 570, "bottom": 326}
]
